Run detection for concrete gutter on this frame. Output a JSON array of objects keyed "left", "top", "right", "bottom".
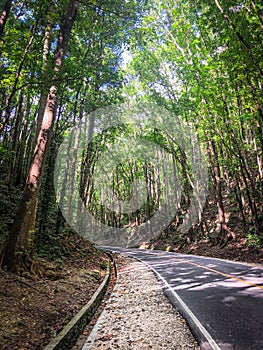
[{"left": 43, "top": 259, "right": 112, "bottom": 350}]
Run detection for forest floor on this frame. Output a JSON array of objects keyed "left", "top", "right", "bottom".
[
  {"left": 0, "top": 236, "right": 262, "bottom": 350},
  {"left": 0, "top": 235, "right": 109, "bottom": 350},
  {"left": 174, "top": 238, "right": 263, "bottom": 265}
]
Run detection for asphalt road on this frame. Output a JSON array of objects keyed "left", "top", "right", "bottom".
[{"left": 100, "top": 247, "right": 263, "bottom": 350}]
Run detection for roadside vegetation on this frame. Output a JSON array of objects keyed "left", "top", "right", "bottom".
[{"left": 0, "top": 0, "right": 262, "bottom": 348}]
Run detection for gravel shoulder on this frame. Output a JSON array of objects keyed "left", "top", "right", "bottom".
[{"left": 81, "top": 255, "right": 200, "bottom": 350}]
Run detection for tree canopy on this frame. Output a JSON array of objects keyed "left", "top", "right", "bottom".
[{"left": 0, "top": 0, "right": 262, "bottom": 271}]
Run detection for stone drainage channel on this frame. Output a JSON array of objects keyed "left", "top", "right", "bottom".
[{"left": 43, "top": 253, "right": 115, "bottom": 350}]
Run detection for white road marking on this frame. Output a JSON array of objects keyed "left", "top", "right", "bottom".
[{"left": 135, "top": 256, "right": 222, "bottom": 350}]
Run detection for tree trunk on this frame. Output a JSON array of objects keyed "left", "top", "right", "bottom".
[
  {"left": 209, "top": 140, "right": 235, "bottom": 247},
  {"left": 214, "top": 0, "right": 263, "bottom": 79},
  {"left": 1, "top": 0, "right": 80, "bottom": 271},
  {"left": 0, "top": 24, "right": 37, "bottom": 136},
  {"left": 35, "top": 1, "right": 55, "bottom": 140},
  {"left": 14, "top": 93, "right": 31, "bottom": 186}
]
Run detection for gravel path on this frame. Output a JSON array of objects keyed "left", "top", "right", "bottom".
[{"left": 81, "top": 256, "right": 200, "bottom": 350}]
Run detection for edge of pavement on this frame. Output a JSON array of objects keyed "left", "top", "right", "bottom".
[{"left": 43, "top": 253, "right": 116, "bottom": 350}]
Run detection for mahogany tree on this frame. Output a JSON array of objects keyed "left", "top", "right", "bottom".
[
  {"left": 0, "top": 0, "right": 148, "bottom": 269},
  {"left": 2, "top": 0, "right": 80, "bottom": 270},
  {"left": 123, "top": 0, "right": 263, "bottom": 247}
]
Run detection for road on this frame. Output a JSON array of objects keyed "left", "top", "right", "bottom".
[{"left": 100, "top": 247, "right": 263, "bottom": 350}]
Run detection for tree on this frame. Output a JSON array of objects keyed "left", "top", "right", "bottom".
[
  {"left": 122, "top": 0, "right": 263, "bottom": 246},
  {"left": 0, "top": 0, "right": 148, "bottom": 267},
  {"left": 2, "top": 0, "right": 80, "bottom": 270}
]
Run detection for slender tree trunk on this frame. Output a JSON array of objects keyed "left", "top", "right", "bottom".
[
  {"left": 250, "top": 0, "right": 263, "bottom": 31},
  {"left": 116, "top": 166, "right": 122, "bottom": 227},
  {"left": 15, "top": 93, "right": 31, "bottom": 186},
  {"left": 35, "top": 1, "right": 55, "bottom": 139},
  {"left": 1, "top": 0, "right": 80, "bottom": 270},
  {"left": 144, "top": 162, "right": 151, "bottom": 221},
  {"left": 4, "top": 90, "right": 24, "bottom": 184},
  {"left": 214, "top": 0, "right": 263, "bottom": 79},
  {"left": 0, "top": 24, "right": 37, "bottom": 136},
  {"left": 209, "top": 140, "right": 235, "bottom": 247},
  {"left": 234, "top": 179, "right": 247, "bottom": 226},
  {"left": 67, "top": 124, "right": 81, "bottom": 222}
]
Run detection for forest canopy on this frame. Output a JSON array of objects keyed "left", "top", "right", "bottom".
[{"left": 0, "top": 0, "right": 262, "bottom": 271}]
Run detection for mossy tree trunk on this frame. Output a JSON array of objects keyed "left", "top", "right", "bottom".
[{"left": 1, "top": 0, "right": 80, "bottom": 271}]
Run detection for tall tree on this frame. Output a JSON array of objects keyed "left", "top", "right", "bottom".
[
  {"left": 2, "top": 0, "right": 80, "bottom": 270},
  {"left": 123, "top": 0, "right": 263, "bottom": 246}
]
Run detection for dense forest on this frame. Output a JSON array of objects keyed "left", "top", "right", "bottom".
[{"left": 0, "top": 0, "right": 263, "bottom": 273}]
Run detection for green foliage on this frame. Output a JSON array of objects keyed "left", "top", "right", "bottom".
[
  {"left": 122, "top": 0, "right": 263, "bottom": 243},
  {"left": 0, "top": 0, "right": 148, "bottom": 259},
  {"left": 0, "top": 183, "right": 22, "bottom": 241},
  {"left": 0, "top": 146, "right": 15, "bottom": 173},
  {"left": 246, "top": 233, "right": 263, "bottom": 249},
  {"left": 100, "top": 260, "right": 108, "bottom": 270},
  {"left": 1, "top": 0, "right": 262, "bottom": 261}
]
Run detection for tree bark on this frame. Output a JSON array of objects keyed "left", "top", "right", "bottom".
[
  {"left": 2, "top": 0, "right": 80, "bottom": 271},
  {"left": 35, "top": 3, "right": 54, "bottom": 139},
  {"left": 209, "top": 140, "right": 235, "bottom": 247},
  {"left": 0, "top": 25, "right": 36, "bottom": 136}
]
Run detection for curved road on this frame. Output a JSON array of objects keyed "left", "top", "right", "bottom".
[{"left": 100, "top": 247, "right": 263, "bottom": 350}]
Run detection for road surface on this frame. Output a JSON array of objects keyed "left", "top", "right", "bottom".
[{"left": 100, "top": 247, "right": 263, "bottom": 350}]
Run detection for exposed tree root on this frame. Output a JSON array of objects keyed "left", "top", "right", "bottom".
[
  {"left": 9, "top": 253, "right": 62, "bottom": 280},
  {"left": 217, "top": 223, "right": 236, "bottom": 249}
]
